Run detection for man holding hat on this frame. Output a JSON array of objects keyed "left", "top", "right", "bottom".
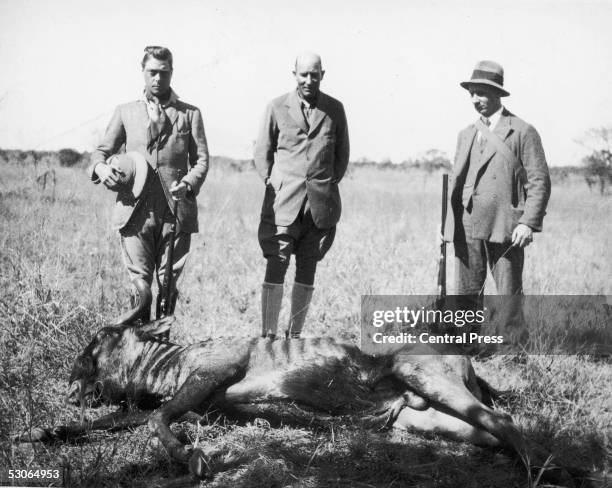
[
  {"left": 444, "top": 60, "right": 551, "bottom": 338},
  {"left": 89, "top": 46, "right": 209, "bottom": 322}
]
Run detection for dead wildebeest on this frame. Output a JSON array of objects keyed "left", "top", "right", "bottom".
[{"left": 15, "top": 284, "right": 574, "bottom": 483}]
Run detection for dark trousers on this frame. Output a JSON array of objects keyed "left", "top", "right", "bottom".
[
  {"left": 455, "top": 239, "right": 524, "bottom": 296},
  {"left": 454, "top": 211, "right": 526, "bottom": 347},
  {"left": 259, "top": 205, "right": 335, "bottom": 286}
]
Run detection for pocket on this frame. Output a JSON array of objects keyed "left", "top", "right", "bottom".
[
  {"left": 513, "top": 166, "right": 527, "bottom": 205},
  {"left": 176, "top": 117, "right": 191, "bottom": 137},
  {"left": 269, "top": 172, "right": 283, "bottom": 192}
]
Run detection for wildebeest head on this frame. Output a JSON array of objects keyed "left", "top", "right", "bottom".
[{"left": 66, "top": 318, "right": 173, "bottom": 406}]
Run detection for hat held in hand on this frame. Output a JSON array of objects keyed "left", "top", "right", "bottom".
[
  {"left": 106, "top": 152, "right": 148, "bottom": 198},
  {"left": 460, "top": 60, "right": 510, "bottom": 97}
]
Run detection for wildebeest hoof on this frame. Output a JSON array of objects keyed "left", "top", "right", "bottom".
[
  {"left": 188, "top": 448, "right": 213, "bottom": 479},
  {"left": 168, "top": 444, "right": 192, "bottom": 464}
]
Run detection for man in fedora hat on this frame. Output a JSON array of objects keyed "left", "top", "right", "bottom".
[
  {"left": 89, "top": 46, "right": 209, "bottom": 322},
  {"left": 444, "top": 60, "right": 551, "bottom": 344},
  {"left": 254, "top": 52, "right": 349, "bottom": 340}
]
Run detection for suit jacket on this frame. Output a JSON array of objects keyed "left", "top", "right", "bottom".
[
  {"left": 89, "top": 96, "right": 209, "bottom": 233},
  {"left": 254, "top": 90, "right": 350, "bottom": 229},
  {"left": 444, "top": 109, "right": 551, "bottom": 244}
]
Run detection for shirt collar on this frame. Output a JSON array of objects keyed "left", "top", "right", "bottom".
[
  {"left": 142, "top": 88, "right": 179, "bottom": 107},
  {"left": 485, "top": 105, "right": 504, "bottom": 130},
  {"left": 296, "top": 89, "right": 317, "bottom": 109}
]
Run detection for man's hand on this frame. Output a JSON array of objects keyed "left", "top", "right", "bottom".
[
  {"left": 96, "top": 163, "right": 123, "bottom": 191},
  {"left": 511, "top": 223, "right": 533, "bottom": 248},
  {"left": 170, "top": 180, "right": 189, "bottom": 200}
]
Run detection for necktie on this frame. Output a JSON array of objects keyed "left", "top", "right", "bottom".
[
  {"left": 146, "top": 99, "right": 168, "bottom": 151},
  {"left": 479, "top": 117, "right": 491, "bottom": 148},
  {"left": 302, "top": 101, "right": 312, "bottom": 127}
]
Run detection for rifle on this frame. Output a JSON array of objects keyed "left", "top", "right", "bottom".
[
  {"left": 157, "top": 198, "right": 179, "bottom": 319},
  {"left": 437, "top": 174, "right": 449, "bottom": 300}
]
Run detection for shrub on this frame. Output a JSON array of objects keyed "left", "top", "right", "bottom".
[{"left": 58, "top": 148, "right": 82, "bottom": 167}]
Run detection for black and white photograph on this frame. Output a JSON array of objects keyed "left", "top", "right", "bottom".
[{"left": 0, "top": 1, "right": 610, "bottom": 487}]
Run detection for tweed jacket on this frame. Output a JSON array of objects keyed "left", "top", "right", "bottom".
[
  {"left": 254, "top": 90, "right": 350, "bottom": 229},
  {"left": 444, "top": 109, "right": 551, "bottom": 244},
  {"left": 89, "top": 95, "right": 209, "bottom": 233}
]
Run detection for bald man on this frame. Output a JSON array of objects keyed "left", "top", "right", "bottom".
[{"left": 254, "top": 52, "right": 350, "bottom": 339}]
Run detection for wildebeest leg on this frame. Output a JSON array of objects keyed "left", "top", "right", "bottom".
[
  {"left": 392, "top": 357, "right": 528, "bottom": 466},
  {"left": 148, "top": 365, "right": 242, "bottom": 474},
  {"left": 12, "top": 410, "right": 151, "bottom": 443},
  {"left": 393, "top": 406, "right": 501, "bottom": 446}
]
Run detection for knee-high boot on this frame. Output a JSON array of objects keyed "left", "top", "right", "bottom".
[
  {"left": 286, "top": 282, "right": 314, "bottom": 339},
  {"left": 261, "top": 282, "right": 284, "bottom": 339}
]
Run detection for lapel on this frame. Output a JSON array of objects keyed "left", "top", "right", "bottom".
[
  {"left": 137, "top": 100, "right": 150, "bottom": 126},
  {"left": 163, "top": 89, "right": 181, "bottom": 128},
  {"left": 164, "top": 104, "right": 180, "bottom": 129},
  {"left": 474, "top": 109, "right": 514, "bottom": 175},
  {"left": 285, "top": 90, "right": 309, "bottom": 134},
  {"left": 454, "top": 126, "right": 477, "bottom": 180},
  {"left": 308, "top": 93, "right": 329, "bottom": 136}
]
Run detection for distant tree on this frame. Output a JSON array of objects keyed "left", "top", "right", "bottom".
[
  {"left": 58, "top": 148, "right": 82, "bottom": 167},
  {"left": 577, "top": 126, "right": 612, "bottom": 195},
  {"left": 352, "top": 157, "right": 377, "bottom": 168},
  {"left": 582, "top": 150, "right": 612, "bottom": 194},
  {"left": 379, "top": 157, "right": 394, "bottom": 169},
  {"left": 407, "top": 149, "right": 451, "bottom": 174}
]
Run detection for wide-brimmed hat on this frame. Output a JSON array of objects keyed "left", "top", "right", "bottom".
[
  {"left": 107, "top": 151, "right": 148, "bottom": 198},
  {"left": 460, "top": 60, "right": 510, "bottom": 97}
]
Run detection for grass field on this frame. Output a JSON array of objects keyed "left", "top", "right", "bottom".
[{"left": 0, "top": 158, "right": 610, "bottom": 487}]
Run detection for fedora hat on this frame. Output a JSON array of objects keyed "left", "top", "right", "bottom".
[
  {"left": 460, "top": 60, "right": 510, "bottom": 97},
  {"left": 107, "top": 151, "right": 149, "bottom": 198}
]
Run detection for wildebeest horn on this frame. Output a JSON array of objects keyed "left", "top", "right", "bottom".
[
  {"left": 135, "top": 317, "right": 174, "bottom": 337},
  {"left": 114, "top": 278, "right": 152, "bottom": 325}
]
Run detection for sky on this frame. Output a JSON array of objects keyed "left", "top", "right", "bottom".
[{"left": 1, "top": 0, "right": 611, "bottom": 166}]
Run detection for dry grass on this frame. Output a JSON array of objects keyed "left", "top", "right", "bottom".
[{"left": 0, "top": 159, "right": 610, "bottom": 487}]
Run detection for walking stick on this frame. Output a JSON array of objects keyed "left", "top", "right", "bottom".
[
  {"left": 158, "top": 198, "right": 179, "bottom": 320},
  {"left": 437, "top": 174, "right": 449, "bottom": 301}
]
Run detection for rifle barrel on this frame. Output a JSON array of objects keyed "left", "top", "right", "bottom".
[
  {"left": 161, "top": 199, "right": 179, "bottom": 316},
  {"left": 437, "top": 174, "right": 449, "bottom": 299}
]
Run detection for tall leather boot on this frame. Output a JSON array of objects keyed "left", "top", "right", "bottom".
[
  {"left": 261, "top": 282, "right": 284, "bottom": 339},
  {"left": 286, "top": 282, "right": 314, "bottom": 339}
]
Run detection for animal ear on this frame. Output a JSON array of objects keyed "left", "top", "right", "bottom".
[{"left": 134, "top": 317, "right": 174, "bottom": 337}]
